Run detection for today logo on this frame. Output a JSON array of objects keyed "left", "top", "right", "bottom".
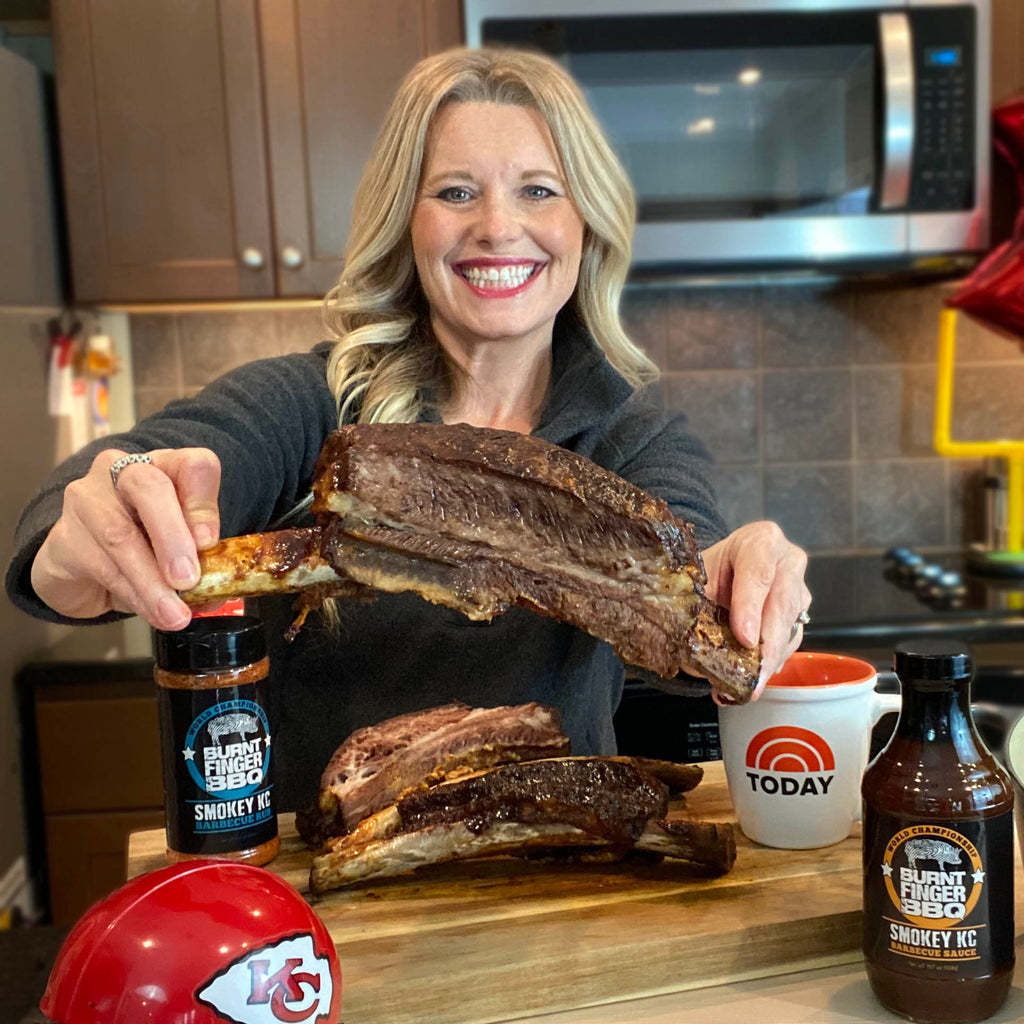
[{"left": 743, "top": 726, "right": 836, "bottom": 796}]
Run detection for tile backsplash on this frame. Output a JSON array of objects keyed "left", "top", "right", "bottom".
[{"left": 129, "top": 279, "right": 1024, "bottom": 557}]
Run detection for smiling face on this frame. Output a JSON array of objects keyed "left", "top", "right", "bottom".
[{"left": 410, "top": 101, "right": 585, "bottom": 359}]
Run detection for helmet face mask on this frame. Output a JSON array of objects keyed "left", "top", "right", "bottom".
[{"left": 40, "top": 860, "right": 341, "bottom": 1024}]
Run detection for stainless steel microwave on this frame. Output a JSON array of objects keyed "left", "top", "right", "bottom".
[{"left": 465, "top": 0, "right": 991, "bottom": 275}]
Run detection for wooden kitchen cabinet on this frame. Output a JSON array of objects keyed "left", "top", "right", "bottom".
[
  {"left": 18, "top": 663, "right": 165, "bottom": 925},
  {"left": 51, "top": 0, "right": 463, "bottom": 302}
]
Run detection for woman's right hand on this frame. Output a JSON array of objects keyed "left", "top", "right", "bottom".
[{"left": 30, "top": 447, "right": 222, "bottom": 631}]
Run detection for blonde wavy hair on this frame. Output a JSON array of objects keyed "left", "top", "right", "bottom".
[{"left": 323, "top": 46, "right": 657, "bottom": 425}]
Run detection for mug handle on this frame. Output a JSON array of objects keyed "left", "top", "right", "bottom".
[
  {"left": 852, "top": 688, "right": 903, "bottom": 822},
  {"left": 871, "top": 689, "right": 902, "bottom": 726}
]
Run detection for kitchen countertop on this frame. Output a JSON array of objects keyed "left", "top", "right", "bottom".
[
  {"left": 118, "top": 768, "right": 1024, "bottom": 1024},
  {"left": 14, "top": 788, "right": 1024, "bottom": 1024},
  {"left": 11, "top": 930, "right": 1024, "bottom": 1024},
  {"left": 492, "top": 953, "right": 1024, "bottom": 1024},
  {"left": 507, "top": 784, "right": 1024, "bottom": 1024}
]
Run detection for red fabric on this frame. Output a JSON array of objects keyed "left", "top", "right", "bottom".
[{"left": 946, "top": 96, "right": 1024, "bottom": 346}]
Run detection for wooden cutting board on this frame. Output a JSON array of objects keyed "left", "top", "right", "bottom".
[{"left": 127, "top": 761, "right": 864, "bottom": 1024}]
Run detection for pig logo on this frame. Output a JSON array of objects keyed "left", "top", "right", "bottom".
[
  {"left": 197, "top": 932, "right": 335, "bottom": 1024},
  {"left": 905, "top": 838, "right": 963, "bottom": 873},
  {"left": 208, "top": 712, "right": 260, "bottom": 747}
]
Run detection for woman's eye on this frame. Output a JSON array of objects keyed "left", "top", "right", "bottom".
[
  {"left": 437, "top": 186, "right": 472, "bottom": 203},
  {"left": 524, "top": 185, "right": 556, "bottom": 199}
]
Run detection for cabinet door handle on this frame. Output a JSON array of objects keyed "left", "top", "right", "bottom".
[
  {"left": 280, "top": 246, "right": 304, "bottom": 270},
  {"left": 241, "top": 247, "right": 265, "bottom": 270}
]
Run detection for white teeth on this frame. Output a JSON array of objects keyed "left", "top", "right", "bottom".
[{"left": 460, "top": 264, "right": 536, "bottom": 289}]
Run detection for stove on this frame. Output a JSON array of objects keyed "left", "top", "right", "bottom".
[{"left": 803, "top": 549, "right": 1024, "bottom": 651}]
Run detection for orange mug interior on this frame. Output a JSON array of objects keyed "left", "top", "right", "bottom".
[{"left": 767, "top": 651, "right": 876, "bottom": 689}]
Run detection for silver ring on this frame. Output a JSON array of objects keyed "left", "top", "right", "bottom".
[
  {"left": 789, "top": 608, "right": 811, "bottom": 642},
  {"left": 109, "top": 452, "right": 152, "bottom": 489}
]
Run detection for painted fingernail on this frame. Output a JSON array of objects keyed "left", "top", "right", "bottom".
[
  {"left": 157, "top": 595, "right": 191, "bottom": 629},
  {"left": 170, "top": 556, "right": 199, "bottom": 588}
]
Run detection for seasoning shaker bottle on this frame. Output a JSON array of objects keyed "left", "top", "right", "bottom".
[
  {"left": 862, "top": 640, "right": 1014, "bottom": 1023},
  {"left": 154, "top": 616, "right": 279, "bottom": 866}
]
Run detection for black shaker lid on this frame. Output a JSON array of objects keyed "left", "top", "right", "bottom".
[
  {"left": 154, "top": 615, "right": 266, "bottom": 672},
  {"left": 893, "top": 639, "right": 972, "bottom": 681}
]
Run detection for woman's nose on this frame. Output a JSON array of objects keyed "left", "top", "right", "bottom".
[{"left": 474, "top": 193, "right": 521, "bottom": 246}]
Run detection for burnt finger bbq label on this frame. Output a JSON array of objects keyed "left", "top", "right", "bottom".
[
  {"left": 159, "top": 686, "right": 277, "bottom": 854},
  {"left": 863, "top": 813, "right": 1014, "bottom": 978}
]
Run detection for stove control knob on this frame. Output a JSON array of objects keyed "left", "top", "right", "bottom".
[
  {"left": 913, "top": 563, "right": 944, "bottom": 592},
  {"left": 895, "top": 552, "right": 924, "bottom": 585},
  {"left": 928, "top": 570, "right": 967, "bottom": 608}
]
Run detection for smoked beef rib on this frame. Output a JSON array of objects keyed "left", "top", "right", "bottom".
[{"left": 181, "top": 423, "right": 761, "bottom": 703}]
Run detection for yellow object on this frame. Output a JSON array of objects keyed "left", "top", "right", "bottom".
[{"left": 935, "top": 307, "right": 1024, "bottom": 553}]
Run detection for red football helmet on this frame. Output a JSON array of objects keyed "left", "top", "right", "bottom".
[{"left": 41, "top": 860, "right": 341, "bottom": 1024}]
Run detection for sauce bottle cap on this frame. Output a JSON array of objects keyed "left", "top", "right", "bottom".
[
  {"left": 154, "top": 616, "right": 266, "bottom": 672},
  {"left": 893, "top": 639, "right": 972, "bottom": 681}
]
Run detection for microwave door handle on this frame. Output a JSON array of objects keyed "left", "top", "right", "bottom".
[{"left": 878, "top": 11, "right": 915, "bottom": 209}]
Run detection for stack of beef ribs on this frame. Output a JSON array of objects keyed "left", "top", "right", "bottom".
[
  {"left": 180, "top": 422, "right": 748, "bottom": 892},
  {"left": 297, "top": 701, "right": 736, "bottom": 894},
  {"left": 182, "top": 422, "right": 762, "bottom": 704}
]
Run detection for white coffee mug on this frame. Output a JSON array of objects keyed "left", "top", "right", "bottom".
[{"left": 718, "top": 651, "right": 900, "bottom": 850}]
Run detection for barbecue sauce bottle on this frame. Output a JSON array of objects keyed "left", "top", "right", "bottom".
[
  {"left": 862, "top": 640, "right": 1014, "bottom": 1023},
  {"left": 154, "top": 616, "right": 279, "bottom": 866}
]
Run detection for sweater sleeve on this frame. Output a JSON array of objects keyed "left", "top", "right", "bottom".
[
  {"left": 591, "top": 392, "right": 729, "bottom": 551},
  {"left": 6, "top": 346, "right": 339, "bottom": 624}
]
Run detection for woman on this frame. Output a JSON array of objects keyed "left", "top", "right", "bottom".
[{"left": 8, "top": 48, "right": 809, "bottom": 810}]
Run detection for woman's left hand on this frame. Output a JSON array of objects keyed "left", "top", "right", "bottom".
[{"left": 701, "top": 521, "right": 811, "bottom": 702}]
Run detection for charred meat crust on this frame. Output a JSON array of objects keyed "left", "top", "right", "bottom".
[
  {"left": 314, "top": 422, "right": 703, "bottom": 581},
  {"left": 394, "top": 758, "right": 669, "bottom": 846}
]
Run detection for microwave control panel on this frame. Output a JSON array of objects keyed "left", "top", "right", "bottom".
[{"left": 910, "top": 6, "right": 977, "bottom": 213}]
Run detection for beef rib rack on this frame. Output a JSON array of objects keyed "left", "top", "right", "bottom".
[
  {"left": 181, "top": 422, "right": 761, "bottom": 703},
  {"left": 308, "top": 757, "right": 737, "bottom": 893}
]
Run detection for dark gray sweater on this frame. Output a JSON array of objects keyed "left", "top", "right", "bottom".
[{"left": 7, "top": 314, "right": 726, "bottom": 810}]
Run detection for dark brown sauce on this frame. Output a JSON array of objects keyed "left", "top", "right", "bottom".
[{"left": 862, "top": 679, "right": 1014, "bottom": 1023}]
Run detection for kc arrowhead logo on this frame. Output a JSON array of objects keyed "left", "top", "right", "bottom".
[{"left": 197, "top": 932, "right": 335, "bottom": 1023}]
